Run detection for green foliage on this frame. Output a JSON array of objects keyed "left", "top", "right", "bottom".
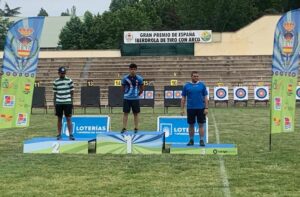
[
  {"left": 58, "top": 16, "right": 83, "bottom": 49},
  {"left": 0, "top": 2, "right": 20, "bottom": 17},
  {"left": 37, "top": 8, "right": 48, "bottom": 16},
  {"left": 0, "top": 16, "right": 13, "bottom": 49},
  {"left": 58, "top": 0, "right": 300, "bottom": 49}
]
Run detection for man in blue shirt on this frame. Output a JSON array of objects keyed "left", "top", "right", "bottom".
[
  {"left": 121, "top": 63, "right": 144, "bottom": 133},
  {"left": 181, "top": 71, "right": 208, "bottom": 146}
]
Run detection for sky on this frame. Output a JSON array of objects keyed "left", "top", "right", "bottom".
[{"left": 0, "top": 0, "right": 112, "bottom": 17}]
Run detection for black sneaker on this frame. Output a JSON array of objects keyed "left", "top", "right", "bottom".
[
  {"left": 200, "top": 140, "right": 205, "bottom": 146},
  {"left": 121, "top": 128, "right": 127, "bottom": 134},
  {"left": 187, "top": 139, "right": 194, "bottom": 146},
  {"left": 69, "top": 134, "right": 75, "bottom": 141},
  {"left": 134, "top": 128, "right": 138, "bottom": 133},
  {"left": 56, "top": 134, "right": 62, "bottom": 140}
]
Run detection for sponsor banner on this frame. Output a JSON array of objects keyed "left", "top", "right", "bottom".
[
  {"left": 271, "top": 9, "right": 300, "bottom": 133},
  {"left": 254, "top": 86, "right": 269, "bottom": 101},
  {"left": 214, "top": 86, "right": 228, "bottom": 101},
  {"left": 124, "top": 30, "right": 212, "bottom": 44},
  {"left": 233, "top": 87, "right": 248, "bottom": 101},
  {"left": 0, "top": 17, "right": 44, "bottom": 128},
  {"left": 62, "top": 115, "right": 110, "bottom": 138},
  {"left": 96, "top": 132, "right": 164, "bottom": 154},
  {"left": 157, "top": 116, "right": 208, "bottom": 144}
]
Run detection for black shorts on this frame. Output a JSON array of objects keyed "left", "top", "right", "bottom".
[
  {"left": 123, "top": 99, "right": 140, "bottom": 113},
  {"left": 187, "top": 109, "right": 206, "bottom": 124},
  {"left": 55, "top": 104, "right": 73, "bottom": 117}
]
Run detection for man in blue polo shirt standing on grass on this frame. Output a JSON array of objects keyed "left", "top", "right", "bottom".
[
  {"left": 181, "top": 71, "right": 208, "bottom": 146},
  {"left": 121, "top": 63, "right": 144, "bottom": 134}
]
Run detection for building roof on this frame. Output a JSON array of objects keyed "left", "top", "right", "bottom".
[{"left": 8, "top": 16, "right": 82, "bottom": 49}]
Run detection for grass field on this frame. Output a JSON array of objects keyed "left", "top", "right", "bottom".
[{"left": 0, "top": 107, "right": 300, "bottom": 197}]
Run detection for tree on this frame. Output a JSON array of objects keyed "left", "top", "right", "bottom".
[
  {"left": 109, "top": 0, "right": 139, "bottom": 12},
  {"left": 61, "top": 9, "right": 70, "bottom": 16},
  {"left": 61, "top": 6, "right": 76, "bottom": 16},
  {"left": 0, "top": 16, "right": 13, "bottom": 49},
  {"left": 0, "top": 3, "right": 21, "bottom": 16},
  {"left": 37, "top": 8, "right": 48, "bottom": 16},
  {"left": 58, "top": 16, "right": 83, "bottom": 49},
  {"left": 80, "top": 11, "right": 96, "bottom": 49}
]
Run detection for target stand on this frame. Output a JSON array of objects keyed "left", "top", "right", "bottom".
[
  {"left": 233, "top": 100, "right": 248, "bottom": 107},
  {"left": 214, "top": 100, "right": 228, "bottom": 107},
  {"left": 254, "top": 100, "right": 268, "bottom": 106}
]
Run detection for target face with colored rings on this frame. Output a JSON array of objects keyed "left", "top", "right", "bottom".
[
  {"left": 216, "top": 88, "right": 227, "bottom": 99},
  {"left": 256, "top": 88, "right": 267, "bottom": 99},
  {"left": 296, "top": 87, "right": 300, "bottom": 99},
  {"left": 235, "top": 88, "right": 247, "bottom": 99}
]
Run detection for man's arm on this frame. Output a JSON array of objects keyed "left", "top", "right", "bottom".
[
  {"left": 138, "top": 84, "right": 144, "bottom": 96},
  {"left": 204, "top": 95, "right": 209, "bottom": 114},
  {"left": 180, "top": 96, "right": 186, "bottom": 116}
]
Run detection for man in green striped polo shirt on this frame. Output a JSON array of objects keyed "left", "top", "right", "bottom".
[{"left": 53, "top": 66, "right": 75, "bottom": 140}]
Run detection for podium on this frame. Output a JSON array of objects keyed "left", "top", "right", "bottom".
[
  {"left": 23, "top": 137, "right": 95, "bottom": 154},
  {"left": 170, "top": 144, "right": 237, "bottom": 155},
  {"left": 96, "top": 131, "right": 164, "bottom": 154}
]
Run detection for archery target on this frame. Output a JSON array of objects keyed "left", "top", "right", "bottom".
[
  {"left": 165, "top": 90, "right": 173, "bottom": 99},
  {"left": 214, "top": 86, "right": 228, "bottom": 101},
  {"left": 174, "top": 90, "right": 182, "bottom": 99},
  {"left": 254, "top": 86, "right": 269, "bottom": 100},
  {"left": 233, "top": 87, "right": 248, "bottom": 100},
  {"left": 296, "top": 86, "right": 300, "bottom": 100}
]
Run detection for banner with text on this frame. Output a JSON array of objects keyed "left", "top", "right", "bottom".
[
  {"left": 271, "top": 9, "right": 300, "bottom": 133},
  {"left": 124, "top": 30, "right": 212, "bottom": 44},
  {"left": 0, "top": 17, "right": 44, "bottom": 128},
  {"left": 157, "top": 116, "right": 208, "bottom": 144},
  {"left": 62, "top": 115, "right": 110, "bottom": 138}
]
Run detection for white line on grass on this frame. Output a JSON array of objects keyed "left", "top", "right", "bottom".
[{"left": 211, "top": 112, "right": 231, "bottom": 197}]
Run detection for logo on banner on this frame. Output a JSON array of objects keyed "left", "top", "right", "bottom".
[
  {"left": 287, "top": 84, "right": 293, "bottom": 96},
  {"left": 24, "top": 83, "right": 31, "bottom": 94},
  {"left": 3, "top": 95, "right": 15, "bottom": 107},
  {"left": 125, "top": 32, "right": 133, "bottom": 43},
  {"left": 284, "top": 117, "right": 292, "bottom": 130},
  {"left": 16, "top": 113, "right": 27, "bottom": 126},
  {"left": 165, "top": 91, "right": 173, "bottom": 99},
  {"left": 174, "top": 91, "right": 182, "bottom": 99},
  {"left": 160, "top": 123, "right": 172, "bottom": 137},
  {"left": 0, "top": 114, "right": 13, "bottom": 122},
  {"left": 17, "top": 27, "right": 34, "bottom": 58},
  {"left": 235, "top": 88, "right": 246, "bottom": 99},
  {"left": 256, "top": 88, "right": 267, "bottom": 99},
  {"left": 216, "top": 88, "right": 227, "bottom": 99},
  {"left": 274, "top": 97, "right": 281, "bottom": 110},
  {"left": 200, "top": 31, "right": 212, "bottom": 42},
  {"left": 273, "top": 117, "right": 281, "bottom": 126}
]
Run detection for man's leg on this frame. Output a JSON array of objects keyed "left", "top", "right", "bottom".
[
  {"left": 133, "top": 113, "right": 138, "bottom": 132},
  {"left": 66, "top": 116, "right": 73, "bottom": 135},
  {"left": 187, "top": 109, "right": 195, "bottom": 145},
  {"left": 57, "top": 116, "right": 63, "bottom": 136},
  {"left": 189, "top": 124, "right": 195, "bottom": 139},
  {"left": 123, "top": 113, "right": 129, "bottom": 130},
  {"left": 199, "top": 123, "right": 205, "bottom": 146}
]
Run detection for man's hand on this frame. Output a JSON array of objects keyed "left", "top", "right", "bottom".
[{"left": 204, "top": 108, "right": 208, "bottom": 115}]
